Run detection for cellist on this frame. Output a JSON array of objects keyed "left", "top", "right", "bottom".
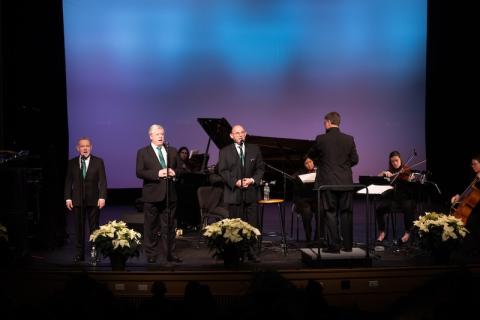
[
  {"left": 375, "top": 151, "right": 417, "bottom": 245},
  {"left": 451, "top": 155, "right": 480, "bottom": 206},
  {"left": 450, "top": 156, "right": 480, "bottom": 255}
]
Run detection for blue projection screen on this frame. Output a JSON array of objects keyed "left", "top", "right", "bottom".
[{"left": 63, "top": 0, "right": 427, "bottom": 188}]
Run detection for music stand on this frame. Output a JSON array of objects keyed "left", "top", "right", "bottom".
[{"left": 300, "top": 184, "right": 371, "bottom": 267}]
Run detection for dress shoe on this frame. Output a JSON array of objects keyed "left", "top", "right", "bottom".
[
  {"left": 307, "top": 240, "right": 328, "bottom": 248},
  {"left": 73, "top": 255, "right": 85, "bottom": 262},
  {"left": 323, "top": 246, "right": 340, "bottom": 254},
  {"left": 167, "top": 255, "right": 183, "bottom": 263},
  {"left": 147, "top": 257, "right": 156, "bottom": 263}
]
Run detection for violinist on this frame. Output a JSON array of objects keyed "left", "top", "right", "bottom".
[{"left": 376, "top": 151, "right": 417, "bottom": 245}]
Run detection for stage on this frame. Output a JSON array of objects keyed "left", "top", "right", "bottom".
[{"left": 3, "top": 203, "right": 480, "bottom": 314}]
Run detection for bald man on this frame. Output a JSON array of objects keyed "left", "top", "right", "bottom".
[{"left": 218, "top": 124, "right": 265, "bottom": 229}]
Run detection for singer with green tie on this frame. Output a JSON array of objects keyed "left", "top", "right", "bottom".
[
  {"left": 218, "top": 124, "right": 265, "bottom": 228},
  {"left": 64, "top": 137, "right": 107, "bottom": 262},
  {"left": 136, "top": 124, "right": 184, "bottom": 264}
]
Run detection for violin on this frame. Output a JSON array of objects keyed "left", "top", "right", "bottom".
[
  {"left": 388, "top": 159, "right": 427, "bottom": 184},
  {"left": 385, "top": 165, "right": 412, "bottom": 183}
]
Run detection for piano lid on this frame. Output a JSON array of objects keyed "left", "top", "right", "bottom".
[
  {"left": 198, "top": 118, "right": 314, "bottom": 174},
  {"left": 197, "top": 118, "right": 232, "bottom": 149}
]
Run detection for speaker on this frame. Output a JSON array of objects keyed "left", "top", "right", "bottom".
[
  {"left": 0, "top": 167, "right": 42, "bottom": 256},
  {"left": 300, "top": 247, "right": 372, "bottom": 267}
]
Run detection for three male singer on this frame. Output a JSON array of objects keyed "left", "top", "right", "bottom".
[
  {"left": 218, "top": 124, "right": 265, "bottom": 227},
  {"left": 64, "top": 137, "right": 107, "bottom": 262},
  {"left": 136, "top": 124, "right": 183, "bottom": 263}
]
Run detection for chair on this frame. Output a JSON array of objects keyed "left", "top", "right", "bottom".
[
  {"left": 257, "top": 198, "right": 288, "bottom": 255},
  {"left": 197, "top": 186, "right": 229, "bottom": 230},
  {"left": 290, "top": 203, "right": 301, "bottom": 241},
  {"left": 382, "top": 207, "right": 404, "bottom": 241}
]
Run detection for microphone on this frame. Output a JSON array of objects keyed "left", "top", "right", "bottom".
[
  {"left": 239, "top": 139, "right": 244, "bottom": 146},
  {"left": 413, "top": 149, "right": 417, "bottom": 156},
  {"left": 164, "top": 141, "right": 169, "bottom": 148}
]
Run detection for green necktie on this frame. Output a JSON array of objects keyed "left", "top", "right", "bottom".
[
  {"left": 81, "top": 157, "right": 87, "bottom": 178},
  {"left": 238, "top": 145, "right": 244, "bottom": 166},
  {"left": 157, "top": 147, "right": 167, "bottom": 168}
]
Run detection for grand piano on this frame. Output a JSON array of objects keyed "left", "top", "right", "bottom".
[{"left": 197, "top": 118, "right": 314, "bottom": 200}]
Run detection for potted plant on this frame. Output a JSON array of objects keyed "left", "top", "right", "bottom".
[
  {"left": 412, "top": 212, "right": 468, "bottom": 263},
  {"left": 89, "top": 220, "right": 142, "bottom": 270},
  {"left": 203, "top": 218, "right": 261, "bottom": 266}
]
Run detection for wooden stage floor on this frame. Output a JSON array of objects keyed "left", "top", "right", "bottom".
[{"left": 3, "top": 204, "right": 480, "bottom": 313}]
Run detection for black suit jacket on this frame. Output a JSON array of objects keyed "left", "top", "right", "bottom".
[
  {"left": 218, "top": 143, "right": 265, "bottom": 204},
  {"left": 64, "top": 155, "right": 107, "bottom": 207},
  {"left": 136, "top": 145, "right": 181, "bottom": 203},
  {"left": 308, "top": 127, "right": 359, "bottom": 188}
]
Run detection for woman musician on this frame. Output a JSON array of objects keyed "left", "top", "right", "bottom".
[
  {"left": 450, "top": 155, "right": 480, "bottom": 254},
  {"left": 376, "top": 151, "right": 417, "bottom": 245}
]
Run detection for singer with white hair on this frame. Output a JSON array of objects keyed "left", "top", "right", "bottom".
[
  {"left": 218, "top": 124, "right": 265, "bottom": 231},
  {"left": 136, "top": 124, "right": 183, "bottom": 264}
]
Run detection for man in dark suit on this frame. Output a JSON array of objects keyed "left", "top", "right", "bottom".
[
  {"left": 64, "top": 137, "right": 107, "bottom": 262},
  {"left": 218, "top": 124, "right": 265, "bottom": 228},
  {"left": 308, "top": 112, "right": 359, "bottom": 253},
  {"left": 136, "top": 124, "right": 182, "bottom": 263}
]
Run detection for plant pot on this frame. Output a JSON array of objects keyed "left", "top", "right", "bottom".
[
  {"left": 222, "top": 246, "right": 242, "bottom": 267},
  {"left": 109, "top": 252, "right": 128, "bottom": 270},
  {"left": 431, "top": 249, "right": 451, "bottom": 265}
]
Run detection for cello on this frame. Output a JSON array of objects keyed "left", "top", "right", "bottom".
[{"left": 452, "top": 176, "right": 480, "bottom": 224}]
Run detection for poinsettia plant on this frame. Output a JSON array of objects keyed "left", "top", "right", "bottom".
[{"left": 89, "top": 220, "right": 142, "bottom": 258}]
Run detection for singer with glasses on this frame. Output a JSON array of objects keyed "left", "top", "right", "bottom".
[
  {"left": 218, "top": 125, "right": 264, "bottom": 261},
  {"left": 64, "top": 137, "right": 107, "bottom": 262},
  {"left": 136, "top": 124, "right": 183, "bottom": 264}
]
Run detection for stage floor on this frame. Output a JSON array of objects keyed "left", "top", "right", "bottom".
[
  {"left": 22, "top": 201, "right": 479, "bottom": 271},
  {"left": 4, "top": 203, "right": 480, "bottom": 314}
]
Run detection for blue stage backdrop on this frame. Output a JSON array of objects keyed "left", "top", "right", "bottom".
[{"left": 63, "top": 0, "right": 427, "bottom": 188}]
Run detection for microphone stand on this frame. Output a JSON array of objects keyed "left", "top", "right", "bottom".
[
  {"left": 164, "top": 143, "right": 173, "bottom": 259},
  {"left": 79, "top": 156, "right": 86, "bottom": 259},
  {"left": 263, "top": 161, "right": 295, "bottom": 200},
  {"left": 240, "top": 142, "right": 247, "bottom": 222}
]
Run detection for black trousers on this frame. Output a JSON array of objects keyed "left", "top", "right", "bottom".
[
  {"left": 321, "top": 190, "right": 353, "bottom": 250},
  {"left": 376, "top": 197, "right": 415, "bottom": 233},
  {"left": 228, "top": 202, "right": 259, "bottom": 228},
  {"left": 143, "top": 201, "right": 177, "bottom": 260},
  {"left": 73, "top": 205, "right": 100, "bottom": 257},
  {"left": 294, "top": 197, "right": 324, "bottom": 242}
]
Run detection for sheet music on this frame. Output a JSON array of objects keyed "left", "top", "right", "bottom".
[
  {"left": 189, "top": 149, "right": 199, "bottom": 159},
  {"left": 298, "top": 172, "right": 316, "bottom": 183},
  {"left": 357, "top": 184, "right": 393, "bottom": 195}
]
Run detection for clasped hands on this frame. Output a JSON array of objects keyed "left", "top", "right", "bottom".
[
  {"left": 158, "top": 168, "right": 176, "bottom": 178},
  {"left": 236, "top": 178, "right": 254, "bottom": 188}
]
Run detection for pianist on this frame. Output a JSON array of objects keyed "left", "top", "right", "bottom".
[{"left": 292, "top": 157, "right": 324, "bottom": 244}]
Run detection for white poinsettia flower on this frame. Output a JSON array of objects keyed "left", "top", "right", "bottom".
[{"left": 89, "top": 220, "right": 142, "bottom": 257}]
